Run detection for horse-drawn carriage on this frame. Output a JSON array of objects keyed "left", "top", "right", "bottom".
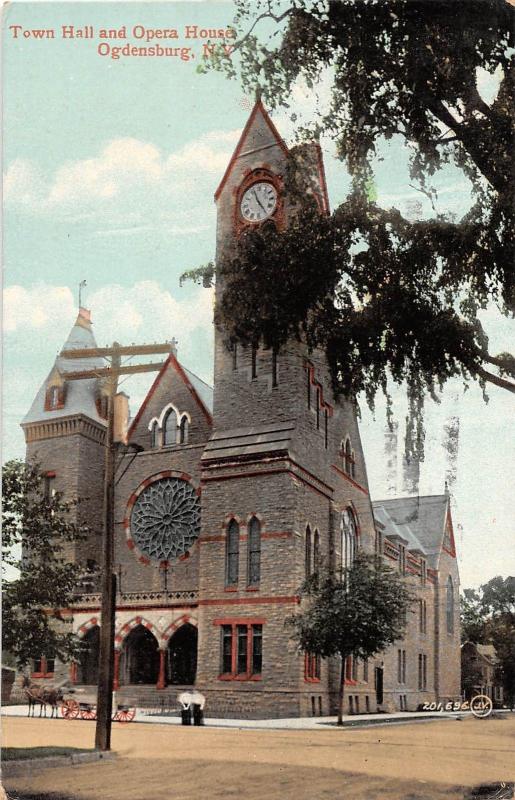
[
  {"left": 23, "top": 678, "right": 135, "bottom": 723},
  {"left": 60, "top": 688, "right": 136, "bottom": 723}
]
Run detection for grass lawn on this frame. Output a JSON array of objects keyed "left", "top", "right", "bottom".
[{"left": 2, "top": 747, "right": 93, "bottom": 762}]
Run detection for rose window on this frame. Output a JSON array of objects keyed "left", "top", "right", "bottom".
[{"left": 130, "top": 478, "right": 200, "bottom": 561}]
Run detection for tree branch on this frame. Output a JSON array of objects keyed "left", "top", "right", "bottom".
[
  {"left": 477, "top": 367, "right": 515, "bottom": 394},
  {"left": 232, "top": 3, "right": 295, "bottom": 53}
]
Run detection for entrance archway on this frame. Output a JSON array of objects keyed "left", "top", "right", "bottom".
[
  {"left": 120, "top": 624, "right": 160, "bottom": 685},
  {"left": 78, "top": 625, "right": 100, "bottom": 684},
  {"left": 167, "top": 623, "right": 197, "bottom": 685}
]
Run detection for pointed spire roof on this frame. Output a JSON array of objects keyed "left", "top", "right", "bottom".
[
  {"left": 214, "top": 98, "right": 289, "bottom": 201},
  {"left": 22, "top": 307, "right": 108, "bottom": 427}
]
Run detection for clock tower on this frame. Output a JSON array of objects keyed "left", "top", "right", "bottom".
[{"left": 195, "top": 100, "right": 377, "bottom": 718}]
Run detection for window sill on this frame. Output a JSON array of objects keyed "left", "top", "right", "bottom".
[
  {"left": 245, "top": 586, "right": 260, "bottom": 592},
  {"left": 224, "top": 587, "right": 238, "bottom": 593},
  {"left": 304, "top": 677, "right": 321, "bottom": 684},
  {"left": 218, "top": 674, "right": 262, "bottom": 682},
  {"left": 31, "top": 673, "right": 54, "bottom": 679}
]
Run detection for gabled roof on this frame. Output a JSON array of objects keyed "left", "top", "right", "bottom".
[
  {"left": 128, "top": 353, "right": 213, "bottom": 437},
  {"left": 22, "top": 308, "right": 107, "bottom": 427},
  {"left": 372, "top": 495, "right": 450, "bottom": 559},
  {"left": 214, "top": 98, "right": 289, "bottom": 201}
]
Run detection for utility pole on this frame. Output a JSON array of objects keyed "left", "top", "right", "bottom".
[{"left": 61, "top": 340, "right": 172, "bottom": 751}]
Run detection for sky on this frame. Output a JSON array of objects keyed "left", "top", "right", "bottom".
[{"left": 2, "top": 1, "right": 514, "bottom": 589}]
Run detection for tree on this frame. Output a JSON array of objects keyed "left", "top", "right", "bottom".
[
  {"left": 205, "top": 0, "right": 515, "bottom": 428},
  {"left": 286, "top": 551, "right": 414, "bottom": 724},
  {"left": 460, "top": 576, "right": 515, "bottom": 706},
  {"left": 481, "top": 576, "right": 515, "bottom": 707},
  {"left": 2, "top": 459, "right": 88, "bottom": 669},
  {"left": 460, "top": 588, "right": 487, "bottom": 644}
]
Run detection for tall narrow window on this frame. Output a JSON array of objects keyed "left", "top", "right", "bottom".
[
  {"left": 226, "top": 519, "right": 239, "bottom": 586},
  {"left": 341, "top": 508, "right": 358, "bottom": 573},
  {"left": 252, "top": 624, "right": 262, "bottom": 675},
  {"left": 272, "top": 348, "right": 278, "bottom": 388},
  {"left": 150, "top": 421, "right": 158, "bottom": 449},
  {"left": 351, "top": 450, "right": 356, "bottom": 478},
  {"left": 345, "top": 439, "right": 352, "bottom": 475},
  {"left": 422, "top": 654, "right": 427, "bottom": 689},
  {"left": 248, "top": 516, "right": 261, "bottom": 586},
  {"left": 43, "top": 474, "right": 56, "bottom": 501},
  {"left": 363, "top": 659, "right": 369, "bottom": 683},
  {"left": 251, "top": 344, "right": 257, "bottom": 379},
  {"left": 313, "top": 530, "right": 320, "bottom": 574},
  {"left": 446, "top": 576, "right": 454, "bottom": 633},
  {"left": 307, "top": 369, "right": 311, "bottom": 409},
  {"left": 221, "top": 625, "right": 233, "bottom": 674},
  {"left": 305, "top": 525, "right": 312, "bottom": 577},
  {"left": 232, "top": 342, "right": 237, "bottom": 370},
  {"left": 237, "top": 625, "right": 248, "bottom": 674},
  {"left": 316, "top": 389, "right": 320, "bottom": 429},
  {"left": 163, "top": 409, "right": 177, "bottom": 445},
  {"left": 418, "top": 654, "right": 423, "bottom": 690},
  {"left": 179, "top": 415, "right": 188, "bottom": 444},
  {"left": 402, "top": 650, "right": 406, "bottom": 683},
  {"left": 397, "top": 649, "right": 402, "bottom": 683},
  {"left": 324, "top": 410, "right": 328, "bottom": 448}
]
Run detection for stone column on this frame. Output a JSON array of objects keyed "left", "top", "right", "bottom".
[{"left": 157, "top": 649, "right": 166, "bottom": 690}]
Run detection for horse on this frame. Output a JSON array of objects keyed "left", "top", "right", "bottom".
[{"left": 22, "top": 675, "right": 64, "bottom": 718}]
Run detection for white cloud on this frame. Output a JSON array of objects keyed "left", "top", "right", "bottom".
[
  {"left": 3, "top": 130, "right": 240, "bottom": 223},
  {"left": 3, "top": 285, "right": 76, "bottom": 332}
]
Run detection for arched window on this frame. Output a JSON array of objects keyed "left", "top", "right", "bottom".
[
  {"left": 351, "top": 450, "right": 356, "bottom": 479},
  {"left": 150, "top": 421, "right": 159, "bottom": 449},
  {"left": 345, "top": 439, "right": 352, "bottom": 475},
  {"left": 179, "top": 415, "right": 188, "bottom": 444},
  {"left": 341, "top": 508, "right": 358, "bottom": 574},
  {"left": 163, "top": 409, "right": 177, "bottom": 446},
  {"left": 305, "top": 525, "right": 312, "bottom": 577},
  {"left": 226, "top": 519, "right": 239, "bottom": 586},
  {"left": 247, "top": 516, "right": 261, "bottom": 586},
  {"left": 313, "top": 530, "right": 320, "bottom": 573},
  {"left": 446, "top": 576, "right": 454, "bottom": 633}
]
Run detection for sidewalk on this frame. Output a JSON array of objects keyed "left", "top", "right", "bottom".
[{"left": 2, "top": 703, "right": 470, "bottom": 730}]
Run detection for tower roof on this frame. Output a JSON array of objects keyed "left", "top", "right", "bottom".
[{"left": 22, "top": 307, "right": 108, "bottom": 428}]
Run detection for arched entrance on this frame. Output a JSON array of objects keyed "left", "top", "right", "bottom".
[
  {"left": 120, "top": 624, "right": 160, "bottom": 685},
  {"left": 167, "top": 623, "right": 197, "bottom": 685},
  {"left": 78, "top": 625, "right": 100, "bottom": 684}
]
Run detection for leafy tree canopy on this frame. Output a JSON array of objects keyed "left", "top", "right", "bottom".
[
  {"left": 204, "top": 0, "right": 515, "bottom": 418},
  {"left": 287, "top": 551, "right": 414, "bottom": 723},
  {"left": 2, "top": 460, "right": 88, "bottom": 668},
  {"left": 460, "top": 576, "right": 515, "bottom": 705}
]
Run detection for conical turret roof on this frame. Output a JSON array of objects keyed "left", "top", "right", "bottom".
[{"left": 22, "top": 307, "right": 108, "bottom": 427}]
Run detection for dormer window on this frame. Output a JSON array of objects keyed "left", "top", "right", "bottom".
[{"left": 45, "top": 384, "right": 65, "bottom": 411}]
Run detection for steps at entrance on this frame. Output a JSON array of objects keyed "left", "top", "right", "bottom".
[
  {"left": 69, "top": 684, "right": 194, "bottom": 712},
  {"left": 116, "top": 685, "right": 193, "bottom": 712}
]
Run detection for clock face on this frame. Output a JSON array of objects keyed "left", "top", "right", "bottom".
[{"left": 240, "top": 182, "right": 277, "bottom": 222}]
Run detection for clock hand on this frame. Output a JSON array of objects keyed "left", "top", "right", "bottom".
[{"left": 252, "top": 189, "right": 267, "bottom": 214}]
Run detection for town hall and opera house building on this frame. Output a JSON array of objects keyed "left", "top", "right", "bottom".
[{"left": 21, "top": 102, "right": 461, "bottom": 718}]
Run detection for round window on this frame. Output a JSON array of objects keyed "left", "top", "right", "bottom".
[{"left": 130, "top": 477, "right": 200, "bottom": 561}]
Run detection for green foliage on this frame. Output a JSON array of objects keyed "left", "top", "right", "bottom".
[
  {"left": 2, "top": 459, "right": 88, "bottom": 668},
  {"left": 460, "top": 576, "right": 515, "bottom": 705},
  {"left": 287, "top": 551, "right": 414, "bottom": 722},
  {"left": 211, "top": 0, "right": 515, "bottom": 408},
  {"left": 287, "top": 551, "right": 414, "bottom": 661},
  {"left": 179, "top": 262, "right": 215, "bottom": 288},
  {"left": 460, "top": 588, "right": 487, "bottom": 644}
]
